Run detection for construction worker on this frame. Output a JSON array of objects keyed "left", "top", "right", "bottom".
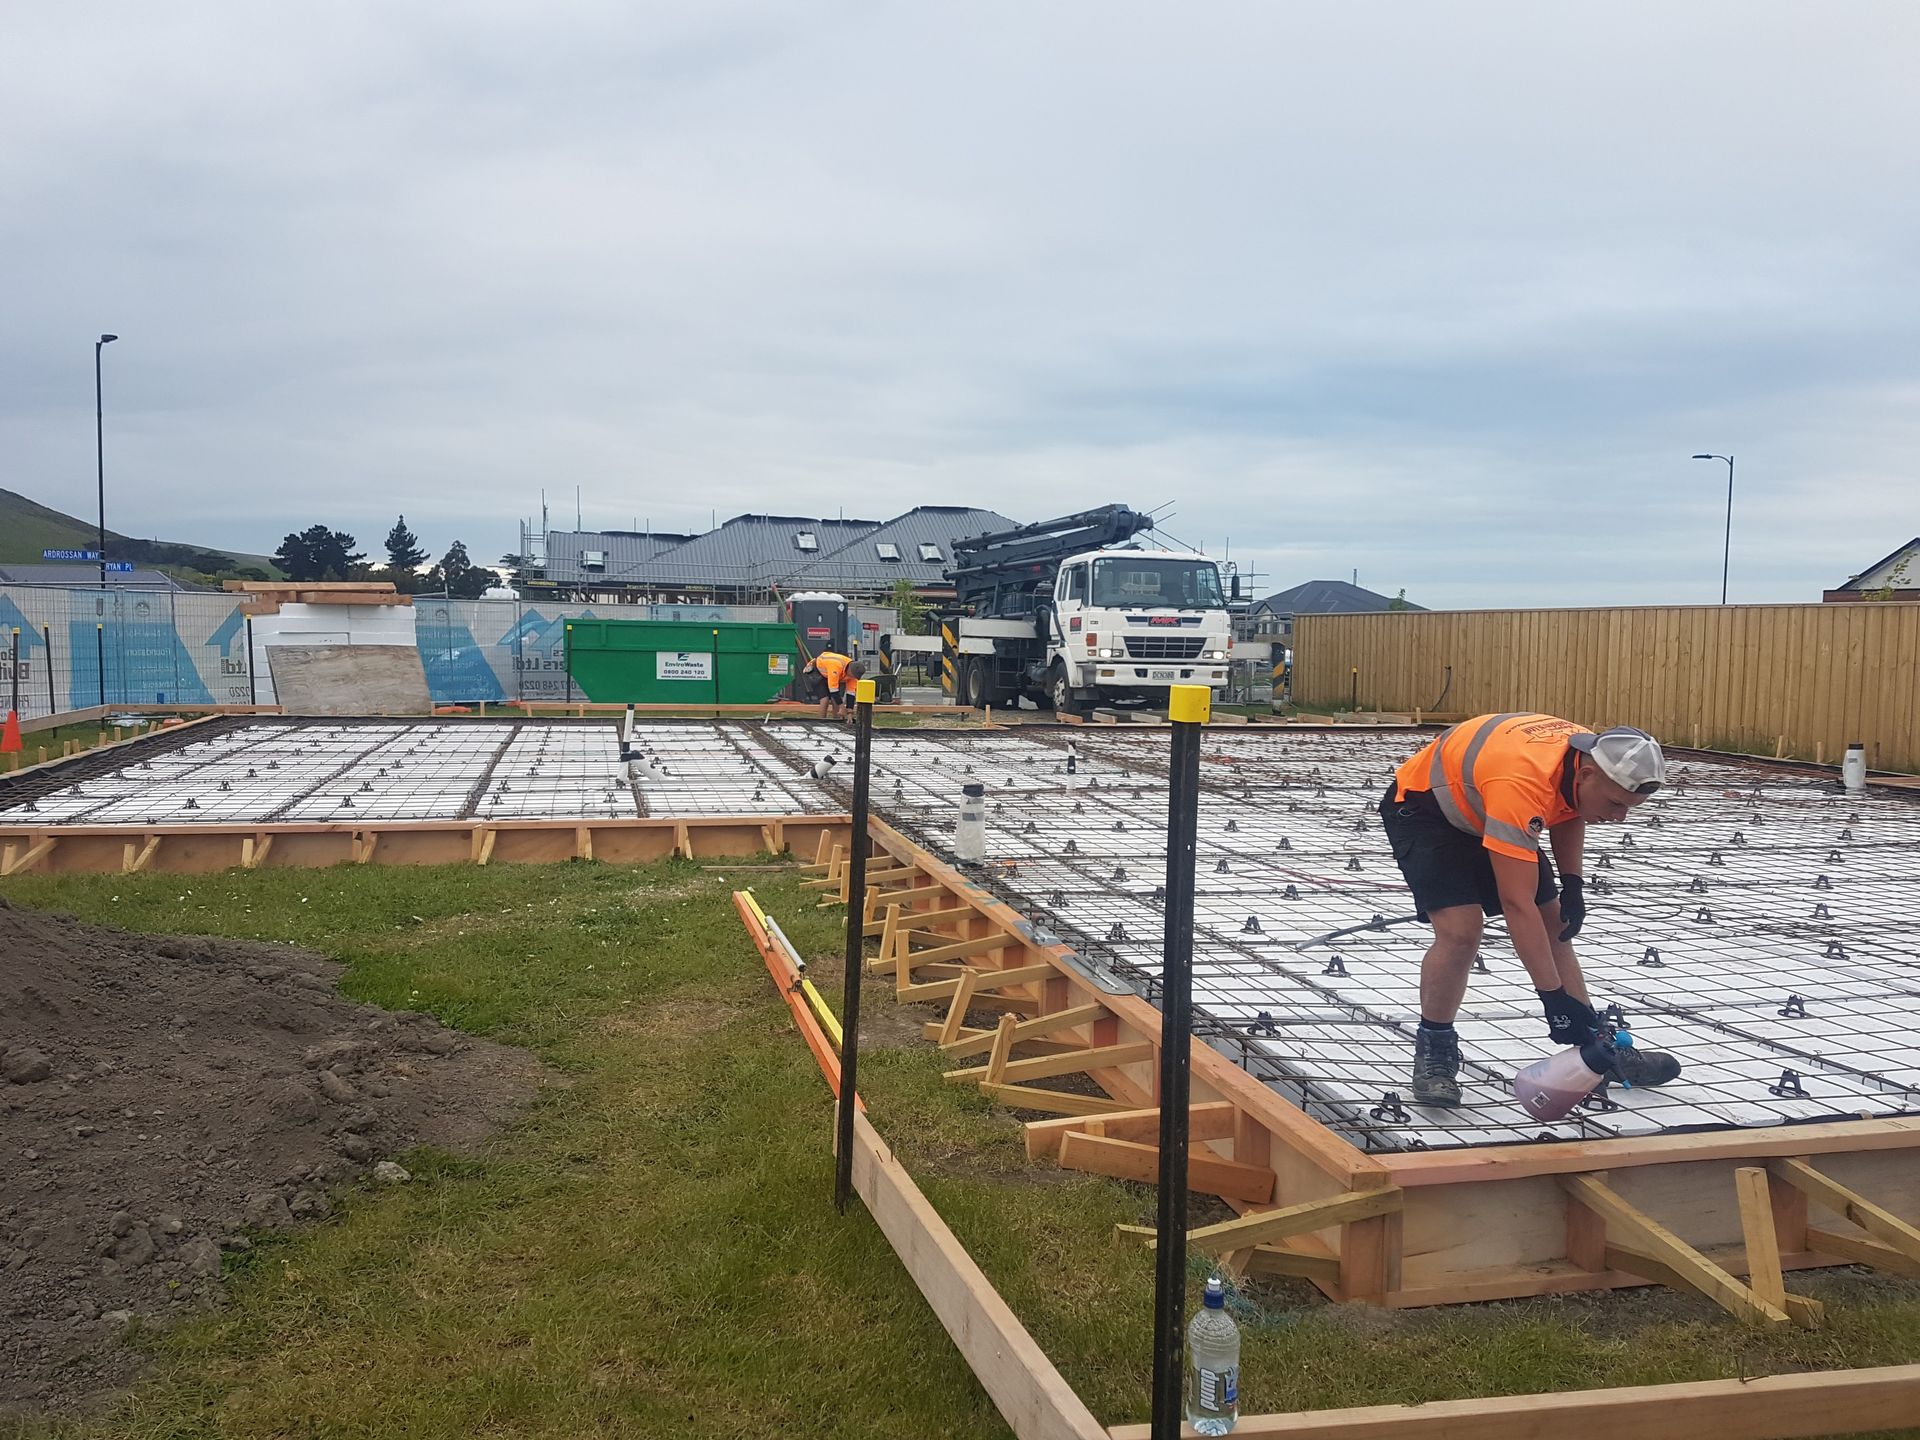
[
  {"left": 803, "top": 650, "right": 849, "bottom": 718},
  {"left": 1379, "top": 715, "right": 1682, "bottom": 1106},
  {"left": 802, "top": 651, "right": 866, "bottom": 721}
]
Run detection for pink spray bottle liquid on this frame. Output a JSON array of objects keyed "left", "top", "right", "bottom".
[{"left": 1513, "top": 1033, "right": 1621, "bottom": 1123}]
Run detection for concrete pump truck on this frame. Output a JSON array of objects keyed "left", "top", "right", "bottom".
[{"left": 883, "top": 505, "right": 1233, "bottom": 715}]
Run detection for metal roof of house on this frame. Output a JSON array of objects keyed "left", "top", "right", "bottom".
[
  {"left": 1250, "top": 580, "right": 1423, "bottom": 616},
  {"left": 0, "top": 563, "right": 195, "bottom": 590},
  {"left": 784, "top": 506, "right": 1016, "bottom": 591},
  {"left": 618, "top": 514, "right": 884, "bottom": 589},
  {"left": 541, "top": 530, "right": 695, "bottom": 587}
]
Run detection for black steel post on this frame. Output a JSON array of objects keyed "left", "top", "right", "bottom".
[
  {"left": 565, "top": 622, "right": 575, "bottom": 707},
  {"left": 711, "top": 627, "right": 721, "bottom": 712},
  {"left": 833, "top": 677, "right": 876, "bottom": 1213},
  {"left": 95, "top": 623, "right": 105, "bottom": 708},
  {"left": 95, "top": 337, "right": 114, "bottom": 588},
  {"left": 42, "top": 626, "right": 54, "bottom": 715},
  {"left": 9, "top": 628, "right": 18, "bottom": 715},
  {"left": 246, "top": 616, "right": 257, "bottom": 705},
  {"left": 1151, "top": 683, "right": 1208, "bottom": 1440}
]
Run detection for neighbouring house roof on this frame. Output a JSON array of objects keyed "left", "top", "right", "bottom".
[
  {"left": 1833, "top": 538, "right": 1920, "bottom": 591},
  {"left": 540, "top": 530, "right": 695, "bottom": 587},
  {"left": 616, "top": 514, "right": 884, "bottom": 589},
  {"left": 1249, "top": 580, "right": 1423, "bottom": 617},
  {"left": 783, "top": 506, "right": 1016, "bottom": 592}
]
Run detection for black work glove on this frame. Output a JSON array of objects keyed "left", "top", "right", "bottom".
[
  {"left": 1557, "top": 873, "right": 1586, "bottom": 942},
  {"left": 1538, "top": 987, "right": 1600, "bottom": 1047}
]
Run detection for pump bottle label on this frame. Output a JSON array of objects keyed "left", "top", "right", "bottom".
[{"left": 1197, "top": 1366, "right": 1237, "bottom": 1410}]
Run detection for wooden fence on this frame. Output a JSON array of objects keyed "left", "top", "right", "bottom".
[{"left": 1294, "top": 603, "right": 1920, "bottom": 775}]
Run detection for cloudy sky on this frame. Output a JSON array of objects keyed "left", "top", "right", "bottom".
[{"left": 4, "top": 1, "right": 1916, "bottom": 606}]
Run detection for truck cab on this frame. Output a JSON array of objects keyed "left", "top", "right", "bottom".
[
  {"left": 877, "top": 505, "right": 1233, "bottom": 714},
  {"left": 1048, "top": 548, "right": 1231, "bottom": 712}
]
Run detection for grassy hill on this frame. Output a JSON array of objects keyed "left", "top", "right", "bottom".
[{"left": 0, "top": 487, "right": 282, "bottom": 577}]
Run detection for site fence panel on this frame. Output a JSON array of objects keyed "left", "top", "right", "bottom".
[
  {"left": 0, "top": 586, "right": 250, "bottom": 720},
  {"left": 1294, "top": 603, "right": 1920, "bottom": 774},
  {"left": 2, "top": 587, "right": 790, "bottom": 718}
]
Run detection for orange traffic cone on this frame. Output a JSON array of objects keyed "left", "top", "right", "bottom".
[{"left": 1, "top": 710, "right": 20, "bottom": 754}]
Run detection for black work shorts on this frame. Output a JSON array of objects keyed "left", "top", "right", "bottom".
[
  {"left": 1378, "top": 785, "right": 1557, "bottom": 922},
  {"left": 827, "top": 687, "right": 851, "bottom": 709}
]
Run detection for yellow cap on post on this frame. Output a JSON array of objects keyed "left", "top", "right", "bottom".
[
  {"left": 855, "top": 678, "right": 876, "bottom": 704},
  {"left": 1168, "top": 684, "right": 1211, "bottom": 725}
]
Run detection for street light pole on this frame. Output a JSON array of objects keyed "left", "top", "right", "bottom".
[
  {"left": 1691, "top": 453, "right": 1734, "bottom": 603},
  {"left": 95, "top": 334, "right": 119, "bottom": 587}
]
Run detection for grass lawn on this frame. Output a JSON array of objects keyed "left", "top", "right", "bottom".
[
  {"left": 1, "top": 861, "right": 1916, "bottom": 1439},
  {"left": 3, "top": 721, "right": 162, "bottom": 771}
]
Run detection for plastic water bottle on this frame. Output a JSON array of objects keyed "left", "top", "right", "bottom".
[
  {"left": 1842, "top": 742, "right": 1866, "bottom": 793},
  {"left": 954, "top": 782, "right": 986, "bottom": 863},
  {"left": 1187, "top": 1276, "right": 1240, "bottom": 1433}
]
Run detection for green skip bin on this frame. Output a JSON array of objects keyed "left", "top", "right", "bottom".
[{"left": 564, "top": 618, "right": 802, "bottom": 705}]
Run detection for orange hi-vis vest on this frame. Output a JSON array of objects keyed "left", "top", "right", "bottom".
[
  {"left": 814, "top": 651, "right": 852, "bottom": 691},
  {"left": 1392, "top": 713, "right": 1590, "bottom": 862}
]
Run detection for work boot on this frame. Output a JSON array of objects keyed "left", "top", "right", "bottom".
[
  {"left": 1607, "top": 1042, "right": 1682, "bottom": 1088},
  {"left": 1410, "top": 1026, "right": 1462, "bottom": 1107}
]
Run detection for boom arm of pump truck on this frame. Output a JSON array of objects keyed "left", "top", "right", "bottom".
[{"left": 945, "top": 505, "right": 1154, "bottom": 599}]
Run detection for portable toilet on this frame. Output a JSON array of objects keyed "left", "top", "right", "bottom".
[{"left": 788, "top": 592, "right": 849, "bottom": 661}]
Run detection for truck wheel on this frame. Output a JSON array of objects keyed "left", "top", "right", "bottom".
[
  {"left": 1050, "top": 665, "right": 1081, "bottom": 718},
  {"left": 963, "top": 659, "right": 991, "bottom": 711}
]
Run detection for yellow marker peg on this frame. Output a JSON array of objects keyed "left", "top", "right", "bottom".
[{"left": 1168, "top": 684, "right": 1211, "bottom": 725}]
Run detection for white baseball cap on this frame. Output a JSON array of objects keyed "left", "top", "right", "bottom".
[{"left": 1570, "top": 726, "right": 1666, "bottom": 794}]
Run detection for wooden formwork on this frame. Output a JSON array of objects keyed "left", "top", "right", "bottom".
[
  {"left": 766, "top": 824, "right": 1920, "bottom": 1440},
  {"left": 0, "top": 815, "right": 849, "bottom": 877},
  {"left": 803, "top": 817, "right": 1920, "bottom": 1324}
]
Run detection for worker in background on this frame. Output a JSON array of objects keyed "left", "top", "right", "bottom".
[
  {"left": 1379, "top": 715, "right": 1682, "bottom": 1106},
  {"left": 802, "top": 651, "right": 865, "bottom": 722},
  {"left": 802, "top": 650, "right": 850, "bottom": 719}
]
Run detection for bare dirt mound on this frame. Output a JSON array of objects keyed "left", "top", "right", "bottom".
[{"left": 0, "top": 893, "right": 539, "bottom": 1414}]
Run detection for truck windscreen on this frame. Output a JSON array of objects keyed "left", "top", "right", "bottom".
[{"left": 1091, "top": 558, "right": 1224, "bottom": 610}]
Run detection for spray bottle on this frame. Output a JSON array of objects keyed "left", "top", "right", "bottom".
[{"left": 1513, "top": 1037, "right": 1616, "bottom": 1123}]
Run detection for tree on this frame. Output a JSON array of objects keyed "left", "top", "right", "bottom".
[
  {"left": 888, "top": 578, "right": 928, "bottom": 635},
  {"left": 273, "top": 525, "right": 366, "bottom": 581},
  {"left": 1387, "top": 588, "right": 1410, "bottom": 612},
  {"left": 1861, "top": 550, "right": 1916, "bottom": 601},
  {"left": 383, "top": 515, "right": 428, "bottom": 590},
  {"left": 426, "top": 540, "right": 496, "bottom": 598},
  {"left": 498, "top": 552, "right": 530, "bottom": 585}
]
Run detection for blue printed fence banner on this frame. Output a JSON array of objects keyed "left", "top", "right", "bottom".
[{"left": 0, "top": 586, "right": 785, "bottom": 718}]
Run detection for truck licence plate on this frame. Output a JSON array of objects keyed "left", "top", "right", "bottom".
[{"left": 1149, "top": 669, "right": 1177, "bottom": 681}]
